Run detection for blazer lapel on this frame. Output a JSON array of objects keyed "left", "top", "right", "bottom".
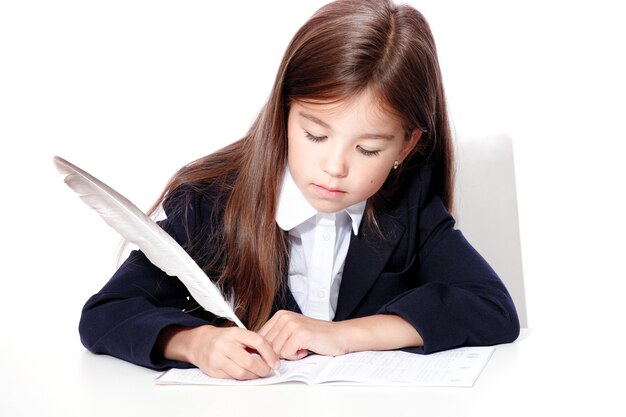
[{"left": 334, "top": 208, "right": 405, "bottom": 320}]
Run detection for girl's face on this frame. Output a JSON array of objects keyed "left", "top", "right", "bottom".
[{"left": 287, "top": 90, "right": 419, "bottom": 213}]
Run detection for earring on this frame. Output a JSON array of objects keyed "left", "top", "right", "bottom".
[{"left": 393, "top": 160, "right": 399, "bottom": 170}]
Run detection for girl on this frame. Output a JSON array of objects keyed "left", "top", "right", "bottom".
[{"left": 79, "top": 0, "right": 520, "bottom": 380}]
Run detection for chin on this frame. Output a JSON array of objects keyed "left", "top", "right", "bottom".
[{"left": 311, "top": 201, "right": 349, "bottom": 214}]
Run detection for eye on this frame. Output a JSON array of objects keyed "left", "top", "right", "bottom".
[
  {"left": 304, "top": 131, "right": 327, "bottom": 143},
  {"left": 357, "top": 145, "right": 380, "bottom": 157}
]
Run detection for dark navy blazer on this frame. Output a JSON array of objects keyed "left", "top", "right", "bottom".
[{"left": 79, "top": 163, "right": 520, "bottom": 370}]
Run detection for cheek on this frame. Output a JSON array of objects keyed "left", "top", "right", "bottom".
[
  {"left": 287, "top": 138, "right": 314, "bottom": 185},
  {"left": 287, "top": 140, "right": 308, "bottom": 169},
  {"left": 359, "top": 169, "right": 390, "bottom": 197},
  {"left": 287, "top": 134, "right": 302, "bottom": 165}
]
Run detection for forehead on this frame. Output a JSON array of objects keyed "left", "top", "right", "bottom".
[{"left": 290, "top": 90, "right": 403, "bottom": 128}]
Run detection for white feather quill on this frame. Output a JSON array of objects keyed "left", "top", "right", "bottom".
[{"left": 53, "top": 155, "right": 245, "bottom": 328}]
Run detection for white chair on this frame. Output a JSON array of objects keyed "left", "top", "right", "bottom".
[{"left": 453, "top": 133, "right": 528, "bottom": 327}]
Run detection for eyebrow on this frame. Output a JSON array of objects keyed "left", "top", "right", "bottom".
[
  {"left": 298, "top": 111, "right": 395, "bottom": 141},
  {"left": 299, "top": 112, "right": 331, "bottom": 129}
]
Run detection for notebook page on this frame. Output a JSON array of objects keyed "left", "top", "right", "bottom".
[{"left": 312, "top": 346, "right": 495, "bottom": 387}]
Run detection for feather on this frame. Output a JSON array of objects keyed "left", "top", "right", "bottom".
[{"left": 52, "top": 155, "right": 245, "bottom": 329}]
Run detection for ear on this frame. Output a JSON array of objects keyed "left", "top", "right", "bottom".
[{"left": 398, "top": 129, "right": 422, "bottom": 163}]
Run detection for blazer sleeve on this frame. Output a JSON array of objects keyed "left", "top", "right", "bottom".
[
  {"left": 78, "top": 189, "right": 221, "bottom": 370},
  {"left": 379, "top": 166, "right": 520, "bottom": 353}
]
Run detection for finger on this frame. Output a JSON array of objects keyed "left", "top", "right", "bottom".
[
  {"left": 221, "top": 355, "right": 265, "bottom": 380},
  {"left": 237, "top": 331, "right": 280, "bottom": 371},
  {"left": 262, "top": 323, "right": 282, "bottom": 346},
  {"left": 280, "top": 347, "right": 309, "bottom": 361},
  {"left": 268, "top": 321, "right": 301, "bottom": 358},
  {"left": 195, "top": 349, "right": 255, "bottom": 380},
  {"left": 260, "top": 311, "right": 293, "bottom": 344},
  {"left": 257, "top": 319, "right": 272, "bottom": 337},
  {"left": 295, "top": 349, "right": 310, "bottom": 360},
  {"left": 278, "top": 333, "right": 311, "bottom": 360},
  {"left": 203, "top": 367, "right": 231, "bottom": 380},
  {"left": 226, "top": 348, "right": 273, "bottom": 379},
  {"left": 248, "top": 339, "right": 281, "bottom": 372}
]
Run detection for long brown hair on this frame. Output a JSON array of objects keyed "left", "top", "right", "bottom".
[{"left": 151, "top": 0, "right": 453, "bottom": 330}]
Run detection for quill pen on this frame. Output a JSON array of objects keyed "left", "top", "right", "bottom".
[{"left": 52, "top": 155, "right": 245, "bottom": 329}]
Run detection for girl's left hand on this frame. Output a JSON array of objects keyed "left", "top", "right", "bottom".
[{"left": 257, "top": 310, "right": 348, "bottom": 360}]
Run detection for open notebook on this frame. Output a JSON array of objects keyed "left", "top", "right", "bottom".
[{"left": 156, "top": 345, "right": 495, "bottom": 387}]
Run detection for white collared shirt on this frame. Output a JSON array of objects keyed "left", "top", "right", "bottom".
[{"left": 276, "top": 167, "right": 366, "bottom": 321}]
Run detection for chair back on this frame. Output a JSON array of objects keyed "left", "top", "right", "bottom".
[{"left": 454, "top": 133, "right": 528, "bottom": 327}]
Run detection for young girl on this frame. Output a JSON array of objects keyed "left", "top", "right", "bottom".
[{"left": 79, "top": 0, "right": 520, "bottom": 380}]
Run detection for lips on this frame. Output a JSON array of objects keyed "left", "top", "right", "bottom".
[
  {"left": 318, "top": 184, "right": 344, "bottom": 193},
  {"left": 312, "top": 183, "right": 346, "bottom": 199}
]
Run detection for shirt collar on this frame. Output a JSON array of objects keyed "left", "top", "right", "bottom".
[{"left": 275, "top": 166, "right": 366, "bottom": 235}]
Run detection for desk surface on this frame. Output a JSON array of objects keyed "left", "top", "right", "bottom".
[{"left": 1, "top": 328, "right": 623, "bottom": 417}]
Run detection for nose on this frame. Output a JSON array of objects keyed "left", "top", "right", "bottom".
[{"left": 322, "top": 148, "right": 348, "bottom": 178}]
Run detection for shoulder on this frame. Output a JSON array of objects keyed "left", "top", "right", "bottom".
[
  {"left": 389, "top": 162, "right": 455, "bottom": 247},
  {"left": 364, "top": 162, "right": 445, "bottom": 240},
  {"left": 407, "top": 162, "right": 452, "bottom": 218}
]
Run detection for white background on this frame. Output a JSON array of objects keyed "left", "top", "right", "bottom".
[{"left": 1, "top": 0, "right": 625, "bottom": 388}]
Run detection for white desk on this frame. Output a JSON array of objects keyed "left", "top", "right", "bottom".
[{"left": 2, "top": 328, "right": 623, "bottom": 417}]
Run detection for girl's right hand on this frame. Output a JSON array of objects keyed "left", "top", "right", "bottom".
[{"left": 158, "top": 325, "right": 280, "bottom": 380}]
